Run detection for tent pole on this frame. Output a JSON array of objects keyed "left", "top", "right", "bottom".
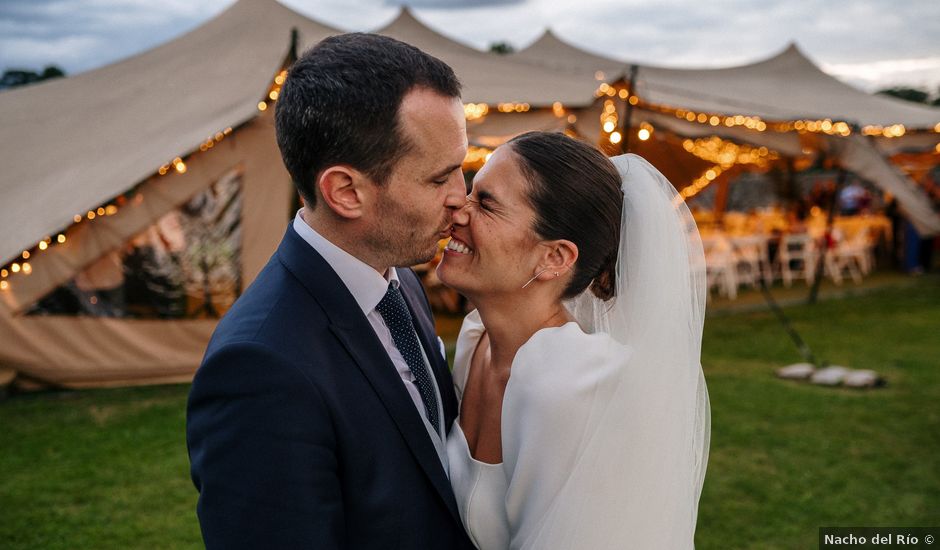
[
  {"left": 290, "top": 28, "right": 299, "bottom": 63},
  {"left": 620, "top": 64, "right": 639, "bottom": 154},
  {"left": 759, "top": 277, "right": 820, "bottom": 365},
  {"left": 809, "top": 165, "right": 848, "bottom": 303}
]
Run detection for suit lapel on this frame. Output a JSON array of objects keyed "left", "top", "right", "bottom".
[{"left": 275, "top": 226, "right": 461, "bottom": 523}]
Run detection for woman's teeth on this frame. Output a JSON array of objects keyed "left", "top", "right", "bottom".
[{"left": 446, "top": 238, "right": 474, "bottom": 255}]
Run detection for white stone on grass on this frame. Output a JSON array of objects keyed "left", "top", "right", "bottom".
[
  {"left": 810, "top": 366, "right": 849, "bottom": 386},
  {"left": 776, "top": 363, "right": 816, "bottom": 380}
]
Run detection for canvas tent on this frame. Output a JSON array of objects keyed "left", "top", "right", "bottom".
[
  {"left": 1, "top": 0, "right": 938, "bottom": 388},
  {"left": 0, "top": 0, "right": 340, "bottom": 386},
  {"left": 508, "top": 31, "right": 940, "bottom": 234},
  {"left": 0, "top": 1, "right": 602, "bottom": 388}
]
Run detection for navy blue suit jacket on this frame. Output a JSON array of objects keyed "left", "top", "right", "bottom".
[{"left": 186, "top": 225, "right": 473, "bottom": 549}]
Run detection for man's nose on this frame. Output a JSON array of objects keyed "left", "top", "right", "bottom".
[{"left": 451, "top": 196, "right": 470, "bottom": 226}]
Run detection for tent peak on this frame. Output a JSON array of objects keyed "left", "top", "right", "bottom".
[{"left": 390, "top": 5, "right": 420, "bottom": 23}]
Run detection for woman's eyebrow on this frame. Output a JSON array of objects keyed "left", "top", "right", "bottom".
[{"left": 476, "top": 189, "right": 499, "bottom": 205}]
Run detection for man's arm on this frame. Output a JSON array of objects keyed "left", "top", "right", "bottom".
[{"left": 186, "top": 341, "right": 344, "bottom": 549}]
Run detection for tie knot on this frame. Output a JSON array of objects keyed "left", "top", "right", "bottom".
[{"left": 375, "top": 283, "right": 412, "bottom": 324}]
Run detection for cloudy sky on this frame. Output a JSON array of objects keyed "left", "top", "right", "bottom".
[{"left": 1, "top": 0, "right": 939, "bottom": 92}]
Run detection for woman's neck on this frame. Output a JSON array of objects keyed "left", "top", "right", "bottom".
[{"left": 474, "top": 295, "right": 572, "bottom": 371}]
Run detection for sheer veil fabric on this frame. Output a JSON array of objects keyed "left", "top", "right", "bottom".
[{"left": 559, "top": 153, "right": 710, "bottom": 548}]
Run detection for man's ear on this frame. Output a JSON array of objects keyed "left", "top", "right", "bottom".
[
  {"left": 317, "top": 166, "right": 369, "bottom": 220},
  {"left": 540, "top": 239, "right": 579, "bottom": 277}
]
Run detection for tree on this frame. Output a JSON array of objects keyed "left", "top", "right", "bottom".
[
  {"left": 877, "top": 86, "right": 929, "bottom": 104},
  {"left": 0, "top": 65, "right": 66, "bottom": 91},
  {"left": 488, "top": 41, "right": 515, "bottom": 55}
]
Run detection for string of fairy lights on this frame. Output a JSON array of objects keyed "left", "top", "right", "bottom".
[
  {"left": 0, "top": 69, "right": 288, "bottom": 294},
  {"left": 5, "top": 67, "right": 936, "bottom": 293},
  {"left": 459, "top": 80, "right": 938, "bottom": 203}
]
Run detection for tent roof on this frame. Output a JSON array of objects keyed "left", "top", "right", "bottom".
[
  {"left": 374, "top": 9, "right": 598, "bottom": 106},
  {"left": 0, "top": 0, "right": 338, "bottom": 265},
  {"left": 514, "top": 29, "right": 627, "bottom": 78},
  {"left": 516, "top": 33, "right": 940, "bottom": 129}
]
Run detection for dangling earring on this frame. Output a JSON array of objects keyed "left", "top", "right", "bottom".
[{"left": 521, "top": 268, "right": 548, "bottom": 289}]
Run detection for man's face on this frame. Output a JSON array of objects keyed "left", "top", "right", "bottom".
[{"left": 362, "top": 87, "right": 468, "bottom": 268}]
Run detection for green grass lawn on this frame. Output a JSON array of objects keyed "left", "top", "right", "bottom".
[{"left": 1, "top": 275, "right": 937, "bottom": 549}]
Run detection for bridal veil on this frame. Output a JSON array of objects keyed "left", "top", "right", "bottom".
[{"left": 560, "top": 153, "right": 711, "bottom": 548}]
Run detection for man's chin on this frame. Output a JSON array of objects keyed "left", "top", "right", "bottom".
[{"left": 399, "top": 246, "right": 438, "bottom": 268}]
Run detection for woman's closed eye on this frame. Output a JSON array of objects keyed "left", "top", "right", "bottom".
[{"left": 468, "top": 190, "right": 501, "bottom": 214}]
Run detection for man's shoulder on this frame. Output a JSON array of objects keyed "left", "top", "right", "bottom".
[{"left": 207, "top": 257, "right": 335, "bottom": 357}]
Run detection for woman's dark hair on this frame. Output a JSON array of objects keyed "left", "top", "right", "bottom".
[
  {"left": 275, "top": 33, "right": 461, "bottom": 208},
  {"left": 508, "top": 132, "right": 623, "bottom": 300}
]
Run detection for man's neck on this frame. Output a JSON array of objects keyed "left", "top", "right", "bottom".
[{"left": 301, "top": 207, "right": 389, "bottom": 276}]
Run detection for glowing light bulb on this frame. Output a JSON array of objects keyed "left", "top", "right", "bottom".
[
  {"left": 637, "top": 128, "right": 651, "bottom": 141},
  {"left": 57, "top": 234, "right": 66, "bottom": 243},
  {"left": 39, "top": 241, "right": 48, "bottom": 251},
  {"left": 603, "top": 121, "right": 616, "bottom": 133},
  {"left": 609, "top": 131, "right": 622, "bottom": 144},
  {"left": 258, "top": 101, "right": 267, "bottom": 111}
]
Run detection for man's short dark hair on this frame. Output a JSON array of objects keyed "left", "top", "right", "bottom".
[{"left": 274, "top": 33, "right": 462, "bottom": 208}]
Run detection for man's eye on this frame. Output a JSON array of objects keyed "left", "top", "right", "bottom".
[{"left": 433, "top": 178, "right": 448, "bottom": 185}]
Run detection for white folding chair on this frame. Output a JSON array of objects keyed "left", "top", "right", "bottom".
[
  {"left": 777, "top": 234, "right": 817, "bottom": 287},
  {"left": 704, "top": 236, "right": 738, "bottom": 299}
]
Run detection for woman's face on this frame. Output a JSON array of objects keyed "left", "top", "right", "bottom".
[{"left": 436, "top": 145, "right": 544, "bottom": 299}]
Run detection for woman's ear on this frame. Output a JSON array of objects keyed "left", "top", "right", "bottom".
[
  {"left": 540, "top": 239, "right": 579, "bottom": 276},
  {"left": 317, "top": 166, "right": 368, "bottom": 219}
]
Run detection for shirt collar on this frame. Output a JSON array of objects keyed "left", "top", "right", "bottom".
[{"left": 292, "top": 209, "right": 399, "bottom": 315}]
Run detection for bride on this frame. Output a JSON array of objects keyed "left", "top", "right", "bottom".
[{"left": 437, "top": 131, "right": 710, "bottom": 549}]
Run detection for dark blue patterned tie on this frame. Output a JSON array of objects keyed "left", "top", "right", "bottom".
[{"left": 375, "top": 283, "right": 440, "bottom": 434}]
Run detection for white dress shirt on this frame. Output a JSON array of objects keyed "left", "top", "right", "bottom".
[{"left": 292, "top": 211, "right": 448, "bottom": 468}]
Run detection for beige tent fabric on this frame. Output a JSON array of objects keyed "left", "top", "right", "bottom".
[
  {"left": 637, "top": 45, "right": 940, "bottom": 128},
  {"left": 374, "top": 9, "right": 599, "bottom": 107},
  {"left": 513, "top": 29, "right": 628, "bottom": 80},
  {"left": 515, "top": 31, "right": 940, "bottom": 129},
  {"left": 0, "top": 314, "right": 217, "bottom": 388},
  {"left": 0, "top": 0, "right": 337, "bottom": 267}
]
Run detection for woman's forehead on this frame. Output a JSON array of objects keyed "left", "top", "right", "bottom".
[{"left": 472, "top": 146, "right": 525, "bottom": 198}]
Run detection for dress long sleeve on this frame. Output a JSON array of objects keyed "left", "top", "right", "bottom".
[{"left": 500, "top": 323, "right": 634, "bottom": 550}]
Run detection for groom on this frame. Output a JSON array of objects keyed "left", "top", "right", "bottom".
[{"left": 186, "top": 34, "right": 473, "bottom": 549}]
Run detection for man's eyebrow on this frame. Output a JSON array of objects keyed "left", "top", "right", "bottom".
[{"left": 431, "top": 163, "right": 462, "bottom": 179}]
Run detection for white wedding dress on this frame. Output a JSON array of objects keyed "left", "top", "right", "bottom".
[
  {"left": 446, "top": 310, "right": 633, "bottom": 550},
  {"left": 445, "top": 154, "right": 710, "bottom": 550}
]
